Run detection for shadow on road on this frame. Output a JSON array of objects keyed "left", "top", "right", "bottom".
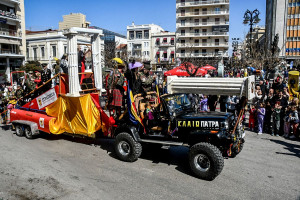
[{"left": 263, "top": 138, "right": 300, "bottom": 158}]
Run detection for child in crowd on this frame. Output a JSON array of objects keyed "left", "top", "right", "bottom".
[
  {"left": 289, "top": 105, "right": 299, "bottom": 139},
  {"left": 199, "top": 95, "right": 208, "bottom": 112},
  {"left": 257, "top": 102, "right": 265, "bottom": 135},
  {"left": 272, "top": 101, "right": 281, "bottom": 136},
  {"left": 248, "top": 104, "right": 256, "bottom": 131},
  {"left": 283, "top": 106, "right": 291, "bottom": 138},
  {"left": 144, "top": 102, "right": 155, "bottom": 128}
]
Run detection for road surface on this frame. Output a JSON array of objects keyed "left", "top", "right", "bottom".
[{"left": 0, "top": 126, "right": 299, "bottom": 200}]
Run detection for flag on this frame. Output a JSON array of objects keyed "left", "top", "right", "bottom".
[
  {"left": 155, "top": 80, "right": 161, "bottom": 104},
  {"left": 127, "top": 81, "right": 145, "bottom": 129}
]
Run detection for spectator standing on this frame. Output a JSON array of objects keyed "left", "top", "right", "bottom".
[
  {"left": 289, "top": 105, "right": 299, "bottom": 139},
  {"left": 249, "top": 105, "right": 256, "bottom": 131},
  {"left": 257, "top": 102, "right": 266, "bottom": 134},
  {"left": 272, "top": 102, "right": 281, "bottom": 136}
]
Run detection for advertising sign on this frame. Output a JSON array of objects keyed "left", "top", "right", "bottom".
[
  {"left": 212, "top": 25, "right": 229, "bottom": 32},
  {"left": 36, "top": 88, "right": 57, "bottom": 109}
]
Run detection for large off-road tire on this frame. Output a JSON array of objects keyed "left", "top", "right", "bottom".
[
  {"left": 231, "top": 139, "right": 244, "bottom": 158},
  {"left": 114, "top": 132, "right": 142, "bottom": 162},
  {"left": 189, "top": 142, "right": 224, "bottom": 181},
  {"left": 24, "top": 126, "right": 34, "bottom": 139},
  {"left": 15, "top": 124, "right": 24, "bottom": 137}
]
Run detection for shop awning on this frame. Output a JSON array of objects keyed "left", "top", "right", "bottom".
[
  {"left": 171, "top": 38, "right": 175, "bottom": 40},
  {"left": 156, "top": 52, "right": 160, "bottom": 55},
  {"left": 163, "top": 38, "right": 167, "bottom": 40},
  {"left": 156, "top": 38, "right": 160, "bottom": 41},
  {"left": 164, "top": 51, "right": 167, "bottom": 53},
  {"left": 171, "top": 51, "right": 175, "bottom": 54}
]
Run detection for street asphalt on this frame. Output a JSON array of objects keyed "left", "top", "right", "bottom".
[{"left": 0, "top": 125, "right": 299, "bottom": 200}]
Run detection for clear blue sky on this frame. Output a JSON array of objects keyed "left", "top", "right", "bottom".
[{"left": 25, "top": 0, "right": 266, "bottom": 45}]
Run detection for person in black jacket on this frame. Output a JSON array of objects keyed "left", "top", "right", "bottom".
[{"left": 41, "top": 63, "right": 52, "bottom": 92}]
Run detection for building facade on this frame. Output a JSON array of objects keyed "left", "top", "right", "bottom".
[
  {"left": 176, "top": 0, "right": 230, "bottom": 60},
  {"left": 59, "top": 13, "right": 91, "bottom": 30},
  {"left": 151, "top": 31, "right": 176, "bottom": 69},
  {"left": 26, "top": 30, "right": 93, "bottom": 65},
  {"left": 0, "top": 0, "right": 26, "bottom": 83},
  {"left": 265, "top": 0, "right": 288, "bottom": 58},
  {"left": 127, "top": 23, "right": 164, "bottom": 62}
]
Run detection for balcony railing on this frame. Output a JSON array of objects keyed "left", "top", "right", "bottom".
[
  {"left": 177, "top": 0, "right": 229, "bottom": 8},
  {"left": 0, "top": 48, "right": 21, "bottom": 55},
  {"left": 177, "top": 32, "right": 229, "bottom": 37},
  {"left": 177, "top": 42, "right": 229, "bottom": 47},
  {"left": 177, "top": 10, "right": 229, "bottom": 17},
  {"left": 0, "top": 27, "right": 21, "bottom": 37},
  {"left": 157, "top": 42, "right": 175, "bottom": 47},
  {"left": 178, "top": 52, "right": 229, "bottom": 57},
  {"left": 177, "top": 21, "right": 229, "bottom": 27},
  {"left": 0, "top": 10, "right": 21, "bottom": 20}
]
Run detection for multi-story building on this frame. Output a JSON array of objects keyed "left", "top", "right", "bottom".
[
  {"left": 0, "top": 0, "right": 26, "bottom": 83},
  {"left": 176, "top": 0, "right": 230, "bottom": 60},
  {"left": 90, "top": 26, "right": 127, "bottom": 45},
  {"left": 127, "top": 22, "right": 164, "bottom": 62},
  {"left": 59, "top": 13, "right": 90, "bottom": 30},
  {"left": 265, "top": 0, "right": 288, "bottom": 58},
  {"left": 151, "top": 31, "right": 176, "bottom": 69}
]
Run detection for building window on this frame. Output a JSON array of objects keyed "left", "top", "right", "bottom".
[
  {"left": 195, "top": 9, "right": 199, "bottom": 15},
  {"left": 129, "top": 31, "right": 134, "bottom": 40},
  {"left": 52, "top": 46, "right": 56, "bottom": 57},
  {"left": 33, "top": 48, "right": 37, "bottom": 60},
  {"left": 163, "top": 38, "right": 167, "bottom": 43},
  {"left": 181, "top": 9, "right": 185, "bottom": 16},
  {"left": 202, "top": 49, "right": 207, "bottom": 55},
  {"left": 136, "top": 31, "right": 142, "bottom": 39},
  {"left": 144, "top": 30, "right": 149, "bottom": 39},
  {"left": 202, "top": 8, "right": 207, "bottom": 15},
  {"left": 215, "top": 18, "right": 220, "bottom": 25},
  {"left": 181, "top": 29, "right": 185, "bottom": 36},
  {"left": 195, "top": 19, "right": 199, "bottom": 25},
  {"left": 215, "top": 39, "right": 219, "bottom": 45},
  {"left": 181, "top": 20, "right": 185, "bottom": 26},
  {"left": 215, "top": 49, "right": 219, "bottom": 55},
  {"left": 215, "top": 7, "right": 220, "bottom": 14},
  {"left": 26, "top": 48, "right": 29, "bottom": 58},
  {"left": 181, "top": 49, "right": 185, "bottom": 56},
  {"left": 202, "top": 39, "right": 207, "bottom": 46},
  {"left": 202, "top": 18, "right": 207, "bottom": 25},
  {"left": 41, "top": 47, "right": 45, "bottom": 58},
  {"left": 64, "top": 46, "right": 67, "bottom": 54},
  {"left": 171, "top": 38, "right": 175, "bottom": 45}
]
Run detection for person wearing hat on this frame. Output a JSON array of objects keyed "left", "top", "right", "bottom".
[
  {"left": 41, "top": 63, "right": 52, "bottom": 92},
  {"left": 24, "top": 71, "right": 36, "bottom": 95},
  {"left": 138, "top": 62, "right": 156, "bottom": 94},
  {"left": 107, "top": 64, "right": 125, "bottom": 118}
]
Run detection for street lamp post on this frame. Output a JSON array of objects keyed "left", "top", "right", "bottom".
[{"left": 243, "top": 9, "right": 260, "bottom": 56}]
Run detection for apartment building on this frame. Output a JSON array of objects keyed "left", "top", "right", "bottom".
[
  {"left": 59, "top": 13, "right": 90, "bottom": 30},
  {"left": 151, "top": 31, "right": 176, "bottom": 69},
  {"left": 0, "top": 0, "right": 25, "bottom": 83},
  {"left": 176, "top": 0, "right": 230, "bottom": 60},
  {"left": 127, "top": 22, "right": 164, "bottom": 62}
]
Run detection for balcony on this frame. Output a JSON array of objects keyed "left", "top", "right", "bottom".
[
  {"left": 0, "top": 10, "right": 21, "bottom": 21},
  {"left": 155, "top": 57, "right": 176, "bottom": 64},
  {"left": 177, "top": 10, "right": 229, "bottom": 17},
  {"left": 178, "top": 52, "right": 229, "bottom": 58},
  {"left": 3, "top": 0, "right": 20, "bottom": 3},
  {"left": 177, "top": 42, "right": 229, "bottom": 48},
  {"left": 177, "top": 0, "right": 229, "bottom": 8},
  {"left": 0, "top": 27, "right": 21, "bottom": 38},
  {"left": 177, "top": 21, "right": 229, "bottom": 28},
  {"left": 157, "top": 42, "right": 175, "bottom": 47},
  {"left": 177, "top": 32, "right": 228, "bottom": 37}
]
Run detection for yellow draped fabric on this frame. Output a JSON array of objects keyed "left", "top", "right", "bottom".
[{"left": 46, "top": 94, "right": 102, "bottom": 136}]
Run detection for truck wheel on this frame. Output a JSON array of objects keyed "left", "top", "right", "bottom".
[
  {"left": 24, "top": 126, "right": 34, "bottom": 139},
  {"left": 115, "top": 132, "right": 142, "bottom": 162},
  {"left": 189, "top": 142, "right": 224, "bottom": 181},
  {"left": 15, "top": 124, "right": 24, "bottom": 137}
]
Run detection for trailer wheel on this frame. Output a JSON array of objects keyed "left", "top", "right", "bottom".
[
  {"left": 189, "top": 142, "right": 224, "bottom": 181},
  {"left": 115, "top": 132, "right": 142, "bottom": 162},
  {"left": 15, "top": 124, "right": 24, "bottom": 137},
  {"left": 24, "top": 126, "right": 34, "bottom": 139}
]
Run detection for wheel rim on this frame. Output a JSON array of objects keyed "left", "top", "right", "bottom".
[
  {"left": 25, "top": 127, "right": 31, "bottom": 137},
  {"left": 194, "top": 154, "right": 210, "bottom": 172},
  {"left": 118, "top": 141, "right": 131, "bottom": 156},
  {"left": 16, "top": 126, "right": 22, "bottom": 135}
]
